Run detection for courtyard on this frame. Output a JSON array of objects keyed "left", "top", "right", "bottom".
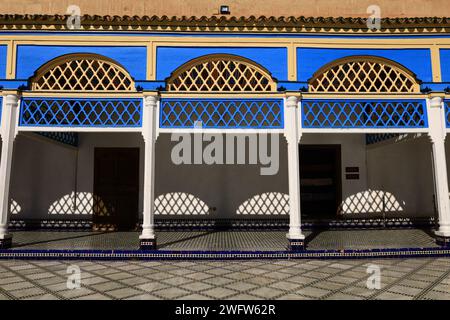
[{"left": 0, "top": 257, "right": 449, "bottom": 300}]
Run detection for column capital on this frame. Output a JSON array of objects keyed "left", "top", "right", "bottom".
[
  {"left": 1, "top": 90, "right": 20, "bottom": 97},
  {"left": 143, "top": 94, "right": 159, "bottom": 106},
  {"left": 285, "top": 95, "right": 299, "bottom": 108},
  {"left": 429, "top": 95, "right": 444, "bottom": 108}
]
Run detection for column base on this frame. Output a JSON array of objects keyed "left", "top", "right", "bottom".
[
  {"left": 140, "top": 238, "right": 157, "bottom": 250},
  {"left": 0, "top": 235, "right": 12, "bottom": 249},
  {"left": 288, "top": 238, "right": 305, "bottom": 251},
  {"left": 435, "top": 235, "right": 450, "bottom": 247}
]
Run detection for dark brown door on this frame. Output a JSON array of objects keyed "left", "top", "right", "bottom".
[
  {"left": 94, "top": 148, "right": 139, "bottom": 231},
  {"left": 299, "top": 145, "right": 341, "bottom": 219}
]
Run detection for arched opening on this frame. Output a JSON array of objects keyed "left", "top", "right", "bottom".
[
  {"left": 30, "top": 53, "right": 135, "bottom": 91},
  {"left": 308, "top": 56, "right": 421, "bottom": 93},
  {"left": 166, "top": 54, "right": 277, "bottom": 92}
]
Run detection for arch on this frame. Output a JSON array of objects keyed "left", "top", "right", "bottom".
[
  {"left": 166, "top": 54, "right": 277, "bottom": 92},
  {"left": 308, "top": 56, "right": 421, "bottom": 93},
  {"left": 30, "top": 53, "right": 135, "bottom": 91}
]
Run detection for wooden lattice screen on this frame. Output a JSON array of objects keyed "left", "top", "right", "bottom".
[
  {"left": 309, "top": 56, "right": 420, "bottom": 93},
  {"left": 167, "top": 54, "right": 277, "bottom": 92},
  {"left": 31, "top": 54, "right": 135, "bottom": 91}
]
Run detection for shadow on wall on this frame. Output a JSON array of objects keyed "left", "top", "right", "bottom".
[
  {"left": 236, "top": 192, "right": 289, "bottom": 216},
  {"left": 48, "top": 192, "right": 95, "bottom": 215},
  {"left": 10, "top": 199, "right": 22, "bottom": 215},
  {"left": 153, "top": 133, "right": 289, "bottom": 219},
  {"left": 154, "top": 192, "right": 211, "bottom": 216},
  {"left": 338, "top": 189, "right": 405, "bottom": 218}
]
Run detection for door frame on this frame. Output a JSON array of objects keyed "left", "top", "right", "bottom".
[
  {"left": 299, "top": 144, "right": 342, "bottom": 217},
  {"left": 93, "top": 147, "right": 140, "bottom": 230}
]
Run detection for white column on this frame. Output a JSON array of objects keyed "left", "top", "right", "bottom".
[
  {"left": 139, "top": 94, "right": 158, "bottom": 249},
  {"left": 428, "top": 96, "right": 450, "bottom": 245},
  {"left": 284, "top": 95, "right": 305, "bottom": 250},
  {"left": 0, "top": 94, "right": 19, "bottom": 249}
]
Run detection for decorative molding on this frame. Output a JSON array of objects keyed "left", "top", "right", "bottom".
[
  {"left": 8, "top": 217, "right": 436, "bottom": 231},
  {"left": 1, "top": 15, "right": 450, "bottom": 34}
]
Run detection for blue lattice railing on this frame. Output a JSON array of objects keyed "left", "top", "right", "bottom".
[
  {"left": 19, "top": 97, "right": 143, "bottom": 127},
  {"left": 445, "top": 100, "right": 450, "bottom": 128},
  {"left": 160, "top": 98, "right": 283, "bottom": 129},
  {"left": 302, "top": 99, "right": 428, "bottom": 129}
]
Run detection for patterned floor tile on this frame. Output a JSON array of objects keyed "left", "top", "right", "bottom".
[
  {"left": 1, "top": 257, "right": 450, "bottom": 300},
  {"left": 58, "top": 288, "right": 95, "bottom": 299},
  {"left": 11, "top": 287, "right": 46, "bottom": 299},
  {"left": 180, "top": 281, "right": 213, "bottom": 292},
  {"left": 104, "top": 288, "right": 142, "bottom": 299},
  {"left": 153, "top": 287, "right": 191, "bottom": 299},
  {"left": 177, "top": 294, "right": 212, "bottom": 300},
  {"left": 202, "top": 287, "right": 238, "bottom": 299},
  {"left": 90, "top": 281, "right": 125, "bottom": 292},
  {"left": 248, "top": 287, "right": 285, "bottom": 299},
  {"left": 294, "top": 287, "right": 331, "bottom": 298}
]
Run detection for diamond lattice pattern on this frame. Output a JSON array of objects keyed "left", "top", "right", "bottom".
[
  {"left": 309, "top": 59, "right": 419, "bottom": 93},
  {"left": 160, "top": 99, "right": 283, "bottom": 128},
  {"left": 154, "top": 193, "right": 210, "bottom": 215},
  {"left": 302, "top": 100, "right": 427, "bottom": 128},
  {"left": 32, "top": 57, "right": 134, "bottom": 91},
  {"left": 20, "top": 98, "right": 142, "bottom": 127},
  {"left": 167, "top": 56, "right": 276, "bottom": 92},
  {"left": 237, "top": 192, "right": 289, "bottom": 215}
]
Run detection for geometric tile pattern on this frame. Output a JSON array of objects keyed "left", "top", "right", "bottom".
[
  {"left": 302, "top": 99, "right": 427, "bottom": 128},
  {"left": 309, "top": 57, "right": 420, "bottom": 93},
  {"left": 160, "top": 98, "right": 283, "bottom": 128},
  {"left": 31, "top": 54, "right": 134, "bottom": 91},
  {"left": 0, "top": 257, "right": 449, "bottom": 300},
  {"left": 9, "top": 229, "right": 438, "bottom": 251},
  {"left": 166, "top": 54, "right": 276, "bottom": 92},
  {"left": 19, "top": 98, "right": 142, "bottom": 127}
]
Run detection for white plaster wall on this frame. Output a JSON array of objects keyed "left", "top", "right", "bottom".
[
  {"left": 366, "top": 136, "right": 435, "bottom": 218},
  {"left": 9, "top": 133, "right": 78, "bottom": 220},
  {"left": 6, "top": 131, "right": 438, "bottom": 222},
  {"left": 153, "top": 133, "right": 289, "bottom": 220}
]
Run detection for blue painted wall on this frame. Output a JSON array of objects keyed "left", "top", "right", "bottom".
[
  {"left": 15, "top": 45, "right": 147, "bottom": 80},
  {"left": 156, "top": 47, "right": 288, "bottom": 81},
  {"left": 0, "top": 45, "right": 7, "bottom": 79},
  {"left": 297, "top": 48, "right": 432, "bottom": 83},
  {"left": 439, "top": 49, "right": 450, "bottom": 83}
]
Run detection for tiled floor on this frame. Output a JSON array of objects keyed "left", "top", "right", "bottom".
[
  {"left": 9, "top": 228, "right": 438, "bottom": 251},
  {"left": 0, "top": 258, "right": 449, "bottom": 300}
]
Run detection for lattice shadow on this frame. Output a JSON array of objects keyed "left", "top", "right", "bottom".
[
  {"left": 338, "top": 189, "right": 404, "bottom": 216},
  {"left": 154, "top": 192, "right": 211, "bottom": 215},
  {"left": 236, "top": 192, "right": 289, "bottom": 215},
  {"left": 10, "top": 199, "right": 22, "bottom": 215},
  {"left": 48, "top": 192, "right": 98, "bottom": 215}
]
